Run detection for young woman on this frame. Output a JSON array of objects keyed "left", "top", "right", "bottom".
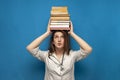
[{"left": 26, "top": 21, "right": 92, "bottom": 80}]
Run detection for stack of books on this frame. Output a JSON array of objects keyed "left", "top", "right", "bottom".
[{"left": 49, "top": 6, "right": 70, "bottom": 30}]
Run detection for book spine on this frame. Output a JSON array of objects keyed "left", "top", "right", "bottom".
[
  {"left": 50, "top": 20, "right": 70, "bottom": 23},
  {"left": 50, "top": 27, "right": 70, "bottom": 30},
  {"left": 50, "top": 22, "right": 69, "bottom": 25},
  {"left": 51, "top": 14, "right": 70, "bottom": 17},
  {"left": 50, "top": 17, "right": 70, "bottom": 21},
  {"left": 50, "top": 24, "right": 69, "bottom": 28},
  {"left": 52, "top": 7, "right": 68, "bottom": 11},
  {"left": 52, "top": 6, "right": 67, "bottom": 9}
]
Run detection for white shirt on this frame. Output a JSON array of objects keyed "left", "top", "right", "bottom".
[{"left": 30, "top": 47, "right": 89, "bottom": 80}]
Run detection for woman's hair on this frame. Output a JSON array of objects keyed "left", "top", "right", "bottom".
[{"left": 48, "top": 30, "right": 71, "bottom": 56}]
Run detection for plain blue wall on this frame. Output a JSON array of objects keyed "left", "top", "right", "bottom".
[{"left": 0, "top": 0, "right": 120, "bottom": 80}]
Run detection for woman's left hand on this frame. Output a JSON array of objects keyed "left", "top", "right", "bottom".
[{"left": 68, "top": 21, "right": 74, "bottom": 35}]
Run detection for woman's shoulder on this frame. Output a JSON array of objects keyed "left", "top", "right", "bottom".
[{"left": 68, "top": 49, "right": 79, "bottom": 56}]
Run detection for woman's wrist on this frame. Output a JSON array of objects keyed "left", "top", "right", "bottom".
[
  {"left": 46, "top": 31, "right": 51, "bottom": 36},
  {"left": 69, "top": 31, "right": 74, "bottom": 36}
]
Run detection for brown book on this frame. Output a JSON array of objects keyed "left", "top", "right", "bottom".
[
  {"left": 52, "top": 6, "right": 68, "bottom": 10},
  {"left": 51, "top": 12, "right": 68, "bottom": 16},
  {"left": 51, "top": 6, "right": 68, "bottom": 14},
  {"left": 51, "top": 10, "right": 68, "bottom": 14},
  {"left": 50, "top": 27, "right": 70, "bottom": 30},
  {"left": 51, "top": 6, "right": 68, "bottom": 12},
  {"left": 51, "top": 14, "right": 70, "bottom": 17},
  {"left": 50, "top": 17, "right": 70, "bottom": 21}
]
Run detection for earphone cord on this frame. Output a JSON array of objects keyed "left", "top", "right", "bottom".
[
  {"left": 48, "top": 53, "right": 64, "bottom": 66},
  {"left": 61, "top": 53, "right": 64, "bottom": 66}
]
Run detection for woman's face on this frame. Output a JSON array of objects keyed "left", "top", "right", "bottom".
[{"left": 53, "top": 31, "right": 65, "bottom": 50}]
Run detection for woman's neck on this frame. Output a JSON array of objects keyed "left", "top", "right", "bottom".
[{"left": 55, "top": 48, "right": 64, "bottom": 60}]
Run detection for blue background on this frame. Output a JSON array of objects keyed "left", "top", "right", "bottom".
[{"left": 0, "top": 0, "right": 120, "bottom": 80}]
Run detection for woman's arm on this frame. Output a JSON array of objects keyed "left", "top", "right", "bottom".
[
  {"left": 69, "top": 22, "right": 92, "bottom": 53},
  {"left": 26, "top": 22, "right": 51, "bottom": 52}
]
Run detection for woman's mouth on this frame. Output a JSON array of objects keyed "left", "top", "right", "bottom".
[{"left": 57, "top": 43, "right": 62, "bottom": 46}]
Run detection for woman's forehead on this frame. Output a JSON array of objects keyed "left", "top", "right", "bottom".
[{"left": 54, "top": 31, "right": 63, "bottom": 36}]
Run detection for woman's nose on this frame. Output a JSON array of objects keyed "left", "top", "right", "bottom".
[{"left": 58, "top": 37, "right": 61, "bottom": 42}]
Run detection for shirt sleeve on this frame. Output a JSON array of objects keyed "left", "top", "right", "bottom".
[
  {"left": 29, "top": 47, "right": 48, "bottom": 62},
  {"left": 72, "top": 48, "right": 90, "bottom": 62}
]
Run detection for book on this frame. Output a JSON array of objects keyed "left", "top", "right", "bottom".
[
  {"left": 50, "top": 27, "right": 70, "bottom": 30},
  {"left": 51, "top": 7, "right": 68, "bottom": 16},
  {"left": 50, "top": 25, "right": 70, "bottom": 30},
  {"left": 51, "top": 6, "right": 68, "bottom": 13},
  {"left": 50, "top": 24, "right": 69, "bottom": 28},
  {"left": 51, "top": 14, "right": 70, "bottom": 17},
  {"left": 50, "top": 17, "right": 70, "bottom": 21},
  {"left": 50, "top": 22, "right": 69, "bottom": 25},
  {"left": 50, "top": 20, "right": 70, "bottom": 23},
  {"left": 51, "top": 6, "right": 68, "bottom": 10}
]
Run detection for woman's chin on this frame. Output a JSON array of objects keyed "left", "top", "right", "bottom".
[{"left": 56, "top": 46, "right": 64, "bottom": 50}]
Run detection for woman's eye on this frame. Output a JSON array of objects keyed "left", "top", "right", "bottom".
[
  {"left": 54, "top": 36, "right": 58, "bottom": 39},
  {"left": 61, "top": 36, "right": 64, "bottom": 38}
]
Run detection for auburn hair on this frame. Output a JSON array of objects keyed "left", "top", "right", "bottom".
[{"left": 48, "top": 30, "right": 71, "bottom": 56}]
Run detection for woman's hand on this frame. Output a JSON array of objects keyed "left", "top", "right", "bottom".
[
  {"left": 68, "top": 21, "right": 74, "bottom": 35},
  {"left": 47, "top": 19, "right": 51, "bottom": 34}
]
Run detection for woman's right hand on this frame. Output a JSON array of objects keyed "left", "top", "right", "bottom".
[{"left": 47, "top": 19, "right": 51, "bottom": 34}]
